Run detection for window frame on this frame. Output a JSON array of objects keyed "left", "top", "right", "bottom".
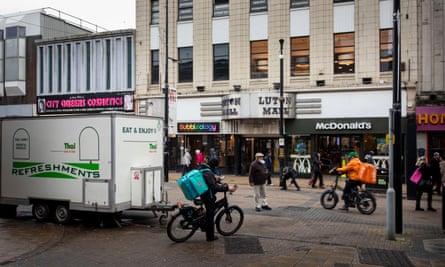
[
  {"left": 380, "top": 28, "right": 393, "bottom": 72},
  {"left": 290, "top": 0, "right": 309, "bottom": 9},
  {"left": 250, "top": 40, "right": 268, "bottom": 79},
  {"left": 333, "top": 32, "right": 355, "bottom": 74},
  {"left": 250, "top": 0, "right": 268, "bottom": 13},
  {"left": 178, "top": 0, "right": 193, "bottom": 21},
  {"left": 214, "top": 0, "right": 229, "bottom": 17},
  {"left": 213, "top": 43, "right": 229, "bottom": 81},
  {"left": 151, "top": 0, "right": 160, "bottom": 25},
  {"left": 290, "top": 36, "right": 310, "bottom": 76},
  {"left": 178, "top": 46, "right": 193, "bottom": 83},
  {"left": 151, "top": 50, "right": 159, "bottom": 84}
]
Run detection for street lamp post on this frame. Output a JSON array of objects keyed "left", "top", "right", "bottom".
[
  {"left": 279, "top": 39, "right": 285, "bottom": 172},
  {"left": 163, "top": 1, "right": 169, "bottom": 182}
]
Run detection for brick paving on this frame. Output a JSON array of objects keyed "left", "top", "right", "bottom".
[{"left": 1, "top": 173, "right": 444, "bottom": 267}]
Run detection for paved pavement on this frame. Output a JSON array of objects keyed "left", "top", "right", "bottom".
[{"left": 1, "top": 173, "right": 444, "bottom": 267}]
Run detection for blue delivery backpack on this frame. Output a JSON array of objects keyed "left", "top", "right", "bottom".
[{"left": 177, "top": 169, "right": 210, "bottom": 200}]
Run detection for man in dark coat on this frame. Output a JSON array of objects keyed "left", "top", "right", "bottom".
[
  {"left": 199, "top": 158, "right": 237, "bottom": 241},
  {"left": 248, "top": 153, "right": 271, "bottom": 212}
]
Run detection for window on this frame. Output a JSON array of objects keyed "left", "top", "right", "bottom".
[
  {"left": 178, "top": 47, "right": 193, "bottom": 82},
  {"left": 127, "top": 37, "right": 133, "bottom": 88},
  {"left": 66, "top": 44, "right": 71, "bottom": 92},
  {"left": 213, "top": 43, "right": 229, "bottom": 81},
  {"left": 250, "top": 0, "right": 267, "bottom": 12},
  {"left": 151, "top": 50, "right": 159, "bottom": 84},
  {"left": 290, "top": 0, "right": 309, "bottom": 8},
  {"left": 214, "top": 0, "right": 229, "bottom": 17},
  {"left": 334, "top": 0, "right": 354, "bottom": 3},
  {"left": 106, "top": 39, "right": 111, "bottom": 89},
  {"left": 291, "top": 37, "right": 309, "bottom": 76},
  {"left": 380, "top": 29, "right": 393, "bottom": 72},
  {"left": 39, "top": 47, "right": 44, "bottom": 94},
  {"left": 151, "top": 0, "right": 159, "bottom": 24},
  {"left": 86, "top": 42, "right": 91, "bottom": 91},
  {"left": 178, "top": 0, "right": 193, "bottom": 21},
  {"left": 48, "top": 46, "right": 53, "bottom": 93},
  {"left": 250, "top": 40, "right": 268, "bottom": 79},
  {"left": 334, "top": 32, "right": 354, "bottom": 74},
  {"left": 57, "top": 45, "right": 62, "bottom": 92}
]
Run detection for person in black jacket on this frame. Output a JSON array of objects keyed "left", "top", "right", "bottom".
[
  {"left": 199, "top": 158, "right": 237, "bottom": 241},
  {"left": 280, "top": 166, "right": 301, "bottom": 191},
  {"left": 415, "top": 156, "right": 436, "bottom": 212}
]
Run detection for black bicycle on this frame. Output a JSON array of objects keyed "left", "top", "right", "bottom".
[
  {"left": 167, "top": 190, "right": 244, "bottom": 242},
  {"left": 320, "top": 168, "right": 377, "bottom": 215}
]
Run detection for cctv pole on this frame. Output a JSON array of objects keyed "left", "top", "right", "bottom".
[
  {"left": 392, "top": 0, "right": 403, "bottom": 233},
  {"left": 163, "top": 0, "right": 169, "bottom": 182}
]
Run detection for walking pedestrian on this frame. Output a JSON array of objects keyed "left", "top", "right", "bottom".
[
  {"left": 181, "top": 148, "right": 192, "bottom": 175},
  {"left": 264, "top": 150, "right": 273, "bottom": 186},
  {"left": 431, "top": 152, "right": 442, "bottom": 195},
  {"left": 415, "top": 156, "right": 436, "bottom": 212},
  {"left": 195, "top": 149, "right": 204, "bottom": 166},
  {"left": 248, "top": 152, "right": 272, "bottom": 212},
  {"left": 311, "top": 152, "right": 324, "bottom": 188}
]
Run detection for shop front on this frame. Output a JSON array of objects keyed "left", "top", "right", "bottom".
[
  {"left": 416, "top": 106, "right": 445, "bottom": 158},
  {"left": 286, "top": 118, "right": 394, "bottom": 183}
]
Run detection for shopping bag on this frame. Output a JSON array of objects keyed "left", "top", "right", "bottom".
[{"left": 409, "top": 168, "right": 422, "bottom": 184}]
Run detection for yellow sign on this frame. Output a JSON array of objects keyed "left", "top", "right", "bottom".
[{"left": 386, "top": 133, "right": 395, "bottom": 144}]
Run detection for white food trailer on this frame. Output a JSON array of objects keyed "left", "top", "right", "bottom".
[{"left": 0, "top": 114, "right": 167, "bottom": 224}]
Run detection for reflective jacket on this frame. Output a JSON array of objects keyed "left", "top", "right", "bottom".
[{"left": 336, "top": 157, "right": 362, "bottom": 181}]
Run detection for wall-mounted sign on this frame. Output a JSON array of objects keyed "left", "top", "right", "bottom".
[
  {"left": 222, "top": 92, "right": 295, "bottom": 119},
  {"left": 416, "top": 106, "right": 445, "bottom": 131},
  {"left": 315, "top": 121, "right": 372, "bottom": 131},
  {"left": 37, "top": 92, "right": 134, "bottom": 114},
  {"left": 177, "top": 122, "right": 220, "bottom": 133}
]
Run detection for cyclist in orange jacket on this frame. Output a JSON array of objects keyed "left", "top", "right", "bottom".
[{"left": 336, "top": 151, "right": 362, "bottom": 211}]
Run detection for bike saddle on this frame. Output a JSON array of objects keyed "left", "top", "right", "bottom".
[{"left": 193, "top": 198, "right": 203, "bottom": 206}]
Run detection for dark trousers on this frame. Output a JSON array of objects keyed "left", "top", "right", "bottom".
[
  {"left": 203, "top": 197, "right": 216, "bottom": 240},
  {"left": 416, "top": 189, "right": 433, "bottom": 209},
  {"left": 312, "top": 171, "right": 324, "bottom": 187}
]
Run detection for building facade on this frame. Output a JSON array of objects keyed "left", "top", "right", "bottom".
[
  {"left": 0, "top": 8, "right": 96, "bottom": 117},
  {"left": 135, "top": 0, "right": 419, "bottom": 176}
]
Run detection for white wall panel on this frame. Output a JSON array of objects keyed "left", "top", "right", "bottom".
[
  {"left": 334, "top": 3, "right": 354, "bottom": 33},
  {"left": 250, "top": 14, "right": 268, "bottom": 40},
  {"left": 290, "top": 9, "right": 310, "bottom": 37}
]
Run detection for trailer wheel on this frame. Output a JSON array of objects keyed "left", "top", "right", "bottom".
[
  {"left": 32, "top": 202, "right": 51, "bottom": 222},
  {"left": 54, "top": 204, "right": 71, "bottom": 224}
]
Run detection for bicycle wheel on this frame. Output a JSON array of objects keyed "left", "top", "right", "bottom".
[
  {"left": 356, "top": 191, "right": 376, "bottom": 215},
  {"left": 166, "top": 212, "right": 198, "bottom": 242},
  {"left": 215, "top": 205, "right": 244, "bottom": 236},
  {"left": 320, "top": 190, "right": 338, "bottom": 209}
]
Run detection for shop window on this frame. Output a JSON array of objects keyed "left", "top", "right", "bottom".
[
  {"left": 334, "top": 32, "right": 355, "bottom": 74},
  {"left": 250, "top": 40, "right": 268, "bottom": 79},
  {"left": 380, "top": 28, "right": 393, "bottom": 72},
  {"left": 291, "top": 36, "right": 310, "bottom": 76}
]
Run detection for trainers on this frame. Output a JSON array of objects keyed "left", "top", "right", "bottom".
[
  {"left": 267, "top": 183, "right": 274, "bottom": 186},
  {"left": 255, "top": 207, "right": 261, "bottom": 212},
  {"left": 415, "top": 207, "right": 424, "bottom": 211},
  {"left": 427, "top": 207, "right": 437, "bottom": 212},
  {"left": 261, "top": 205, "right": 272, "bottom": 210}
]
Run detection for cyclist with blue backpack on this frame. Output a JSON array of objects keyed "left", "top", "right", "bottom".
[{"left": 199, "top": 158, "right": 237, "bottom": 241}]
